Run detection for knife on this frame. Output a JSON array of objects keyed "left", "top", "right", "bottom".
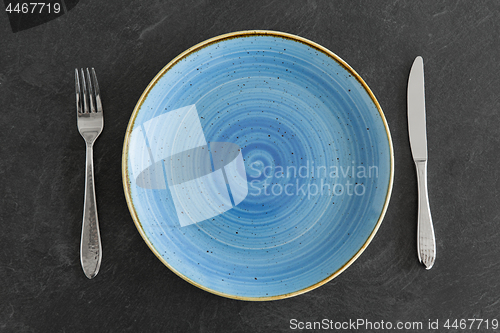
[{"left": 407, "top": 56, "right": 436, "bottom": 269}]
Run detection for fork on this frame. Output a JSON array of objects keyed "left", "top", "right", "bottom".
[{"left": 75, "top": 68, "right": 103, "bottom": 279}]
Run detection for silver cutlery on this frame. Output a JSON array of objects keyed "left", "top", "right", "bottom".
[
  {"left": 407, "top": 56, "right": 436, "bottom": 269},
  {"left": 75, "top": 68, "right": 103, "bottom": 279}
]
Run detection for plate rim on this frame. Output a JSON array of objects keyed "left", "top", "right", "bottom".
[{"left": 122, "top": 30, "right": 394, "bottom": 301}]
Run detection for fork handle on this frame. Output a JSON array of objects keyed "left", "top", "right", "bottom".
[
  {"left": 415, "top": 160, "right": 436, "bottom": 269},
  {"left": 80, "top": 142, "right": 102, "bottom": 279}
]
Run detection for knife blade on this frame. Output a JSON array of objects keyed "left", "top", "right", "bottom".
[{"left": 408, "top": 56, "right": 436, "bottom": 269}]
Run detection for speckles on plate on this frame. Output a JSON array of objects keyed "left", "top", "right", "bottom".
[{"left": 124, "top": 31, "right": 393, "bottom": 300}]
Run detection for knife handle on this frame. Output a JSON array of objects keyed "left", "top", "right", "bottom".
[{"left": 415, "top": 160, "right": 436, "bottom": 269}]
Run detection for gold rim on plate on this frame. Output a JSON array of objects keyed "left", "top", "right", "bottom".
[{"left": 122, "top": 30, "right": 394, "bottom": 301}]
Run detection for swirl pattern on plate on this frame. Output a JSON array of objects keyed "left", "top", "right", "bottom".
[{"left": 124, "top": 32, "right": 393, "bottom": 300}]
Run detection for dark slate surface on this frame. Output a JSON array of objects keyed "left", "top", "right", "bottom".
[{"left": 1, "top": 1, "right": 499, "bottom": 332}]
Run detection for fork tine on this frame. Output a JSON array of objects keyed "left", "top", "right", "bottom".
[
  {"left": 91, "top": 68, "right": 103, "bottom": 113},
  {"left": 85, "top": 68, "right": 96, "bottom": 113},
  {"left": 80, "top": 68, "right": 89, "bottom": 113},
  {"left": 75, "top": 69, "right": 82, "bottom": 114}
]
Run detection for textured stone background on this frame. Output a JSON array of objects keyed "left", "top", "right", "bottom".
[{"left": 1, "top": 1, "right": 499, "bottom": 332}]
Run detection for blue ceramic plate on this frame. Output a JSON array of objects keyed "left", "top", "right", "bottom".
[{"left": 123, "top": 31, "right": 393, "bottom": 300}]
